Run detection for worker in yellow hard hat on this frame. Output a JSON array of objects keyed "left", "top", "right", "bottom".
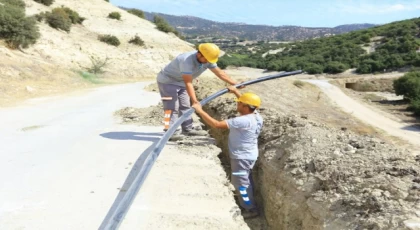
[
  {"left": 157, "top": 43, "right": 241, "bottom": 139},
  {"left": 192, "top": 86, "right": 263, "bottom": 219}
]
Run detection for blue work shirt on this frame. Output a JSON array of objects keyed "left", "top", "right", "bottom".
[{"left": 227, "top": 112, "right": 263, "bottom": 160}]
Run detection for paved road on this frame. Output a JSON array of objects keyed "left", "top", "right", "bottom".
[{"left": 0, "top": 82, "right": 245, "bottom": 229}]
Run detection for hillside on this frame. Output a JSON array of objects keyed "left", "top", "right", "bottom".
[
  {"left": 0, "top": 0, "right": 194, "bottom": 106},
  {"left": 218, "top": 17, "right": 420, "bottom": 74},
  {"left": 142, "top": 12, "right": 375, "bottom": 41}
]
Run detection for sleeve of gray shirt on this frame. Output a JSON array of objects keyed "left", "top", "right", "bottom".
[{"left": 227, "top": 116, "right": 252, "bottom": 129}]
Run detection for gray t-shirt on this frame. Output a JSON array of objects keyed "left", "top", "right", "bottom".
[
  {"left": 157, "top": 51, "right": 217, "bottom": 87},
  {"left": 227, "top": 112, "right": 263, "bottom": 160}
]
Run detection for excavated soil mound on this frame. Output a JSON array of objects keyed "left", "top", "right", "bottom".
[{"left": 114, "top": 103, "right": 163, "bottom": 126}]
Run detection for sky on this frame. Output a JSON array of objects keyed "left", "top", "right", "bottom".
[{"left": 111, "top": 0, "right": 420, "bottom": 27}]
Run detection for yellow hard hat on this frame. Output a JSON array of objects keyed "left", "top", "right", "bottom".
[
  {"left": 198, "top": 43, "right": 220, "bottom": 63},
  {"left": 235, "top": 93, "right": 261, "bottom": 108}
]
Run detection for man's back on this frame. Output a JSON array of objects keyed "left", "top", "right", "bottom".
[
  {"left": 157, "top": 51, "right": 216, "bottom": 87},
  {"left": 227, "top": 112, "right": 263, "bottom": 160}
]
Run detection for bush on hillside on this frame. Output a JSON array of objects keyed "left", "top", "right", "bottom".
[
  {"left": 98, "top": 34, "right": 120, "bottom": 46},
  {"left": 62, "top": 7, "right": 85, "bottom": 24},
  {"left": 44, "top": 7, "right": 84, "bottom": 32},
  {"left": 153, "top": 15, "right": 183, "bottom": 39},
  {"left": 33, "top": 0, "right": 54, "bottom": 6},
  {"left": 324, "top": 62, "right": 348, "bottom": 74},
  {"left": 1, "top": 0, "right": 25, "bottom": 8},
  {"left": 304, "top": 63, "right": 324, "bottom": 74},
  {"left": 46, "top": 8, "right": 72, "bottom": 32},
  {"left": 0, "top": 0, "right": 40, "bottom": 48},
  {"left": 108, "top": 12, "right": 121, "bottom": 20},
  {"left": 129, "top": 35, "right": 144, "bottom": 46},
  {"left": 34, "top": 11, "right": 48, "bottom": 22},
  {"left": 127, "top": 9, "right": 145, "bottom": 19},
  {"left": 408, "top": 99, "right": 420, "bottom": 115},
  {"left": 394, "top": 71, "right": 420, "bottom": 101}
]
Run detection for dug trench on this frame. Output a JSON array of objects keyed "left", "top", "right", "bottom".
[
  {"left": 193, "top": 77, "right": 420, "bottom": 230},
  {"left": 117, "top": 78, "right": 420, "bottom": 229}
]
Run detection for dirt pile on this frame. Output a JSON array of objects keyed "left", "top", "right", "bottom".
[
  {"left": 336, "top": 78, "right": 395, "bottom": 92},
  {"left": 114, "top": 103, "right": 163, "bottom": 126},
  {"left": 195, "top": 78, "right": 420, "bottom": 229}
]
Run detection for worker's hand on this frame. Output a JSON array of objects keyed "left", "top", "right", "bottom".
[
  {"left": 227, "top": 85, "right": 238, "bottom": 93},
  {"left": 234, "top": 81, "right": 245, "bottom": 89},
  {"left": 191, "top": 103, "right": 203, "bottom": 114}
]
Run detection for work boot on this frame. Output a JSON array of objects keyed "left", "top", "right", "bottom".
[
  {"left": 169, "top": 134, "right": 185, "bottom": 141},
  {"left": 168, "top": 128, "right": 184, "bottom": 142},
  {"left": 182, "top": 129, "right": 207, "bottom": 136},
  {"left": 241, "top": 208, "right": 260, "bottom": 219}
]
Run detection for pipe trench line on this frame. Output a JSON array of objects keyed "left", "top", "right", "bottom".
[{"left": 99, "top": 70, "right": 303, "bottom": 230}]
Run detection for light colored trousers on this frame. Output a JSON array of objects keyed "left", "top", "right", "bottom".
[
  {"left": 230, "top": 158, "right": 257, "bottom": 211},
  {"left": 157, "top": 81, "right": 193, "bottom": 131}
]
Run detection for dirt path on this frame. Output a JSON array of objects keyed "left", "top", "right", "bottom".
[
  {"left": 0, "top": 82, "right": 246, "bottom": 229},
  {"left": 306, "top": 79, "right": 420, "bottom": 151}
]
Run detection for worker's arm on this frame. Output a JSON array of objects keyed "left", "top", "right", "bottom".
[
  {"left": 182, "top": 74, "right": 199, "bottom": 104},
  {"left": 192, "top": 104, "right": 228, "bottom": 129},
  {"left": 227, "top": 85, "right": 242, "bottom": 98},
  {"left": 210, "top": 67, "right": 237, "bottom": 85}
]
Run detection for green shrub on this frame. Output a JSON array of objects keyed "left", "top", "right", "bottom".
[
  {"left": 408, "top": 99, "right": 420, "bottom": 115},
  {"left": 98, "top": 34, "right": 120, "bottom": 46},
  {"left": 0, "top": 0, "right": 25, "bottom": 8},
  {"left": 0, "top": 1, "right": 40, "bottom": 48},
  {"left": 127, "top": 9, "right": 145, "bottom": 19},
  {"left": 62, "top": 7, "right": 85, "bottom": 24},
  {"left": 129, "top": 35, "right": 144, "bottom": 46},
  {"left": 46, "top": 8, "right": 72, "bottom": 32},
  {"left": 33, "top": 0, "right": 54, "bottom": 6},
  {"left": 153, "top": 15, "right": 183, "bottom": 39},
  {"left": 324, "top": 61, "right": 348, "bottom": 74},
  {"left": 108, "top": 12, "right": 121, "bottom": 20},
  {"left": 394, "top": 71, "right": 420, "bottom": 101},
  {"left": 34, "top": 12, "right": 48, "bottom": 22},
  {"left": 304, "top": 63, "right": 324, "bottom": 74}
]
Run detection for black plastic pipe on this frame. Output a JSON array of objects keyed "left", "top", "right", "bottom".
[{"left": 99, "top": 70, "right": 303, "bottom": 230}]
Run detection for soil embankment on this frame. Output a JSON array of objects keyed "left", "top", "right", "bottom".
[{"left": 194, "top": 76, "right": 420, "bottom": 230}]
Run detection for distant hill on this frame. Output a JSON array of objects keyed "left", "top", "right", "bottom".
[
  {"left": 143, "top": 12, "right": 376, "bottom": 41},
  {"left": 217, "top": 17, "right": 420, "bottom": 75}
]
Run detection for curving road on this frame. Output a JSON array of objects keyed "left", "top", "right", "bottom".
[{"left": 306, "top": 79, "right": 420, "bottom": 151}]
